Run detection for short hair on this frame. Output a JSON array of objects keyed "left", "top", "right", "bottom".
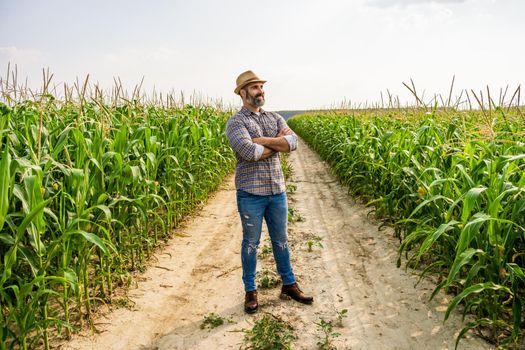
[{"left": 240, "top": 87, "right": 248, "bottom": 99}]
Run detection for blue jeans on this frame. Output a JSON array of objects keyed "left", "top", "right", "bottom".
[{"left": 236, "top": 190, "right": 296, "bottom": 292}]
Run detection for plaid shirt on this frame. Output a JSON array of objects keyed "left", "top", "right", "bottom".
[{"left": 226, "top": 106, "right": 297, "bottom": 195}]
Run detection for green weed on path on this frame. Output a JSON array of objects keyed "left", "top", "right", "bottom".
[{"left": 241, "top": 313, "right": 296, "bottom": 350}]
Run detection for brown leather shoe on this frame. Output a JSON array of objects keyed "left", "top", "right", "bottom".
[
  {"left": 280, "top": 283, "right": 313, "bottom": 304},
  {"left": 244, "top": 291, "right": 258, "bottom": 313}
]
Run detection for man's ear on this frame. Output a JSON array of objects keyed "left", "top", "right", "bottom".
[{"left": 240, "top": 89, "right": 246, "bottom": 99}]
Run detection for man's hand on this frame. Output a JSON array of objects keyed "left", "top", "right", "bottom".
[
  {"left": 259, "top": 147, "right": 275, "bottom": 160},
  {"left": 278, "top": 127, "right": 294, "bottom": 137}
]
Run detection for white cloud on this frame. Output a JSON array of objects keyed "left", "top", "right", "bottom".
[
  {"left": 105, "top": 47, "right": 178, "bottom": 65},
  {"left": 366, "top": 0, "right": 468, "bottom": 7},
  {"left": 0, "top": 46, "right": 44, "bottom": 65},
  {"left": 366, "top": 0, "right": 458, "bottom": 32}
]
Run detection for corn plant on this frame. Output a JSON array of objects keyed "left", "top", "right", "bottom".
[
  {"left": 0, "top": 84, "right": 235, "bottom": 348},
  {"left": 289, "top": 107, "right": 525, "bottom": 347}
]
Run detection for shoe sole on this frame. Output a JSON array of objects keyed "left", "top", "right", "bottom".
[
  {"left": 244, "top": 305, "right": 258, "bottom": 314},
  {"left": 280, "top": 293, "right": 313, "bottom": 304}
]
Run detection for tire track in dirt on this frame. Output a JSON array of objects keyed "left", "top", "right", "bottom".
[{"left": 62, "top": 138, "right": 493, "bottom": 350}]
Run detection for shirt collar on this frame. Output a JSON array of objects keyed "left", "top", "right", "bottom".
[{"left": 240, "top": 106, "right": 265, "bottom": 117}]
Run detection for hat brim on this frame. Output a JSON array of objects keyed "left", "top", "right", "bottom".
[{"left": 234, "top": 79, "right": 267, "bottom": 95}]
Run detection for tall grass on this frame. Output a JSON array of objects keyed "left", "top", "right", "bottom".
[
  {"left": 0, "top": 73, "right": 235, "bottom": 349},
  {"left": 289, "top": 106, "right": 525, "bottom": 348}
]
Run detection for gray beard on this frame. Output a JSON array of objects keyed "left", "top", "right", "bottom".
[{"left": 248, "top": 94, "right": 265, "bottom": 107}]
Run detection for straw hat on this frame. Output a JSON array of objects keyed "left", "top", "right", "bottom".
[{"left": 234, "top": 70, "right": 266, "bottom": 95}]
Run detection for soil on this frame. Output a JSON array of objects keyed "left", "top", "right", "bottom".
[{"left": 61, "top": 138, "right": 493, "bottom": 350}]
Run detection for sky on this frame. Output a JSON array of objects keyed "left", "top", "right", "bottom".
[{"left": 1, "top": 0, "right": 524, "bottom": 110}]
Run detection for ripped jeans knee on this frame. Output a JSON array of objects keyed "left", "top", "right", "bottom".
[
  {"left": 242, "top": 239, "right": 259, "bottom": 256},
  {"left": 272, "top": 239, "right": 289, "bottom": 252},
  {"left": 240, "top": 212, "right": 262, "bottom": 256}
]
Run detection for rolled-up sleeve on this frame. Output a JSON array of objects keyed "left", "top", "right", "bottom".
[
  {"left": 283, "top": 134, "right": 297, "bottom": 151},
  {"left": 276, "top": 113, "right": 298, "bottom": 152},
  {"left": 226, "top": 116, "right": 258, "bottom": 161},
  {"left": 254, "top": 144, "right": 265, "bottom": 161}
]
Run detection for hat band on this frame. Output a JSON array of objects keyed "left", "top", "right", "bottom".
[{"left": 235, "top": 78, "right": 266, "bottom": 94}]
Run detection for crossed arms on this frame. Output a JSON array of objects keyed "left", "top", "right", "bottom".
[
  {"left": 225, "top": 116, "right": 297, "bottom": 162},
  {"left": 252, "top": 127, "right": 295, "bottom": 160}
]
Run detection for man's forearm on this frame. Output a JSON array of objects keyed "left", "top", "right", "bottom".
[{"left": 252, "top": 137, "right": 290, "bottom": 153}]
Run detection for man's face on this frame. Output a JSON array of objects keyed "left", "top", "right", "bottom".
[{"left": 242, "top": 83, "right": 265, "bottom": 107}]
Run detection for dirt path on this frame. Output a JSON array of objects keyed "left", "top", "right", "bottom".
[{"left": 62, "top": 138, "right": 493, "bottom": 350}]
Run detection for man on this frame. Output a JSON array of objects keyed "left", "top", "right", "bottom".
[{"left": 226, "top": 70, "right": 313, "bottom": 314}]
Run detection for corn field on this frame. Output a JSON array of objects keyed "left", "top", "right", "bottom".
[
  {"left": 0, "top": 83, "right": 235, "bottom": 348},
  {"left": 288, "top": 107, "right": 525, "bottom": 348}
]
